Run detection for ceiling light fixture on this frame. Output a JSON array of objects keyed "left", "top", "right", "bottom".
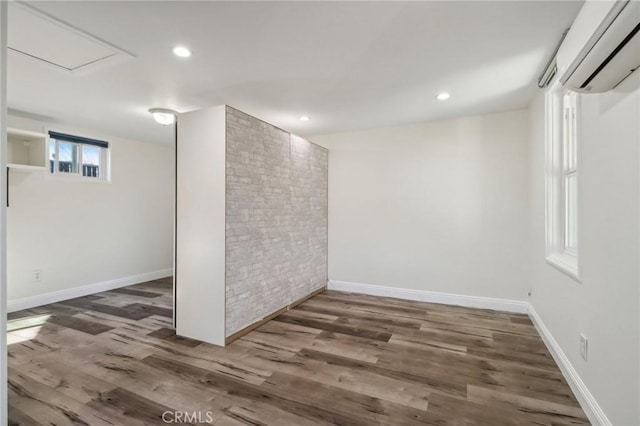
[
  {"left": 149, "top": 108, "right": 178, "bottom": 125},
  {"left": 436, "top": 92, "right": 451, "bottom": 101},
  {"left": 173, "top": 46, "right": 192, "bottom": 58},
  {"left": 300, "top": 116, "right": 310, "bottom": 121}
]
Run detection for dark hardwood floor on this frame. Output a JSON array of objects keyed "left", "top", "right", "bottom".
[{"left": 7, "top": 278, "right": 589, "bottom": 425}]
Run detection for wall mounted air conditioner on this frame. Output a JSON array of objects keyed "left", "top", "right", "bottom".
[{"left": 557, "top": 0, "right": 640, "bottom": 93}]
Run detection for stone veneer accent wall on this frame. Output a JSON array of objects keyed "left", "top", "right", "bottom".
[{"left": 225, "top": 107, "right": 328, "bottom": 336}]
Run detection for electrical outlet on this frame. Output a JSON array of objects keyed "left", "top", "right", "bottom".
[
  {"left": 579, "top": 334, "right": 588, "bottom": 361},
  {"left": 32, "top": 269, "right": 42, "bottom": 282}
]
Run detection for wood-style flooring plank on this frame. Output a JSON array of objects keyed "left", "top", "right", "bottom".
[
  {"left": 305, "top": 330, "right": 385, "bottom": 363},
  {"left": 57, "top": 299, "right": 152, "bottom": 320},
  {"left": 109, "top": 288, "right": 163, "bottom": 298},
  {"left": 224, "top": 402, "right": 325, "bottom": 426},
  {"left": 8, "top": 368, "right": 118, "bottom": 426},
  {"left": 298, "top": 348, "right": 467, "bottom": 400},
  {"left": 140, "top": 354, "right": 366, "bottom": 426},
  {"left": 87, "top": 387, "right": 180, "bottom": 425},
  {"left": 7, "top": 404, "right": 42, "bottom": 426},
  {"left": 48, "top": 314, "right": 114, "bottom": 336},
  {"left": 296, "top": 300, "right": 423, "bottom": 331},
  {"left": 126, "top": 303, "right": 173, "bottom": 318},
  {"left": 264, "top": 350, "right": 432, "bottom": 410},
  {"left": 274, "top": 313, "right": 392, "bottom": 342},
  {"left": 52, "top": 344, "right": 232, "bottom": 416},
  {"left": 259, "top": 371, "right": 447, "bottom": 426},
  {"left": 466, "top": 384, "right": 589, "bottom": 425},
  {"left": 147, "top": 327, "right": 202, "bottom": 347},
  {"left": 12, "top": 358, "right": 117, "bottom": 404},
  {"left": 101, "top": 327, "right": 272, "bottom": 386}
]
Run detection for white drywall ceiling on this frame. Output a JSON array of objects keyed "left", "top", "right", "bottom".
[{"left": 7, "top": 1, "right": 582, "bottom": 144}]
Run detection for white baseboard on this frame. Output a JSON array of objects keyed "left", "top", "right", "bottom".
[
  {"left": 327, "top": 280, "right": 528, "bottom": 314},
  {"left": 7, "top": 268, "right": 173, "bottom": 313},
  {"left": 528, "top": 305, "right": 610, "bottom": 426}
]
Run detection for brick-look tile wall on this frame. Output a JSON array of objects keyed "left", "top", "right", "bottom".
[{"left": 225, "top": 107, "right": 328, "bottom": 336}]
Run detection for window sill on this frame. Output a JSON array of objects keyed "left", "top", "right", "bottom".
[
  {"left": 44, "top": 174, "right": 111, "bottom": 184},
  {"left": 546, "top": 253, "right": 580, "bottom": 282}
]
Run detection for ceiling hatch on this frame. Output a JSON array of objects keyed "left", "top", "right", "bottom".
[{"left": 8, "top": 2, "right": 134, "bottom": 74}]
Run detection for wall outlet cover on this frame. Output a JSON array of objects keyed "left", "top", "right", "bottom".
[{"left": 579, "top": 333, "right": 588, "bottom": 361}]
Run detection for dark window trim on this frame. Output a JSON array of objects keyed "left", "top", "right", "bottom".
[{"left": 48, "top": 131, "right": 109, "bottom": 149}]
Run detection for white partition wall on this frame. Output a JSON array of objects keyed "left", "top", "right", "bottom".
[
  {"left": 175, "top": 106, "right": 227, "bottom": 345},
  {"left": 175, "top": 105, "right": 328, "bottom": 345}
]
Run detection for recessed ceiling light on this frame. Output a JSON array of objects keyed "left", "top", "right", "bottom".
[
  {"left": 149, "top": 108, "right": 177, "bottom": 125},
  {"left": 436, "top": 92, "right": 450, "bottom": 101},
  {"left": 173, "top": 46, "right": 192, "bottom": 58},
  {"left": 300, "top": 116, "right": 310, "bottom": 121}
]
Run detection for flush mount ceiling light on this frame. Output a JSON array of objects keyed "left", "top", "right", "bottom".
[
  {"left": 300, "top": 116, "right": 310, "bottom": 121},
  {"left": 436, "top": 92, "right": 451, "bottom": 101},
  {"left": 173, "top": 46, "right": 191, "bottom": 58},
  {"left": 149, "top": 108, "right": 177, "bottom": 125}
]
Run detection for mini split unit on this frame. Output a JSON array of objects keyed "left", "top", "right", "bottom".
[{"left": 557, "top": 0, "right": 640, "bottom": 93}]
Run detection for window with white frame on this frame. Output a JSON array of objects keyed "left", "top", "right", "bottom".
[
  {"left": 48, "top": 131, "right": 110, "bottom": 180},
  {"left": 545, "top": 81, "right": 579, "bottom": 279}
]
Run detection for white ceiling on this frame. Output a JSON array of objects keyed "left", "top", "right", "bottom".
[{"left": 8, "top": 1, "right": 582, "bottom": 145}]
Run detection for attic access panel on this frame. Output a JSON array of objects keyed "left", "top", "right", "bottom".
[{"left": 8, "top": 2, "right": 134, "bottom": 74}]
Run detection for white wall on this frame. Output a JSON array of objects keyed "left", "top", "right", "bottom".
[
  {"left": 0, "top": 1, "right": 8, "bottom": 422},
  {"left": 6, "top": 116, "right": 174, "bottom": 306},
  {"left": 175, "top": 106, "right": 226, "bottom": 346},
  {"left": 528, "top": 72, "right": 639, "bottom": 426},
  {"left": 312, "top": 109, "right": 530, "bottom": 303}
]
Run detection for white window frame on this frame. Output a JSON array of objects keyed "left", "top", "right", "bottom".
[
  {"left": 47, "top": 135, "right": 111, "bottom": 182},
  {"left": 545, "top": 80, "right": 580, "bottom": 281}
]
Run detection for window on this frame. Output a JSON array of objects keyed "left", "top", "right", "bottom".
[
  {"left": 48, "top": 131, "right": 110, "bottom": 180},
  {"left": 545, "top": 81, "right": 579, "bottom": 279}
]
